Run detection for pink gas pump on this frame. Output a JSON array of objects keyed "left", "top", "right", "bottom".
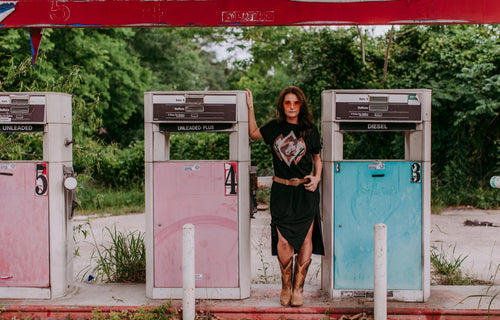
[
  {"left": 0, "top": 93, "right": 75, "bottom": 299},
  {"left": 144, "top": 91, "right": 250, "bottom": 299}
]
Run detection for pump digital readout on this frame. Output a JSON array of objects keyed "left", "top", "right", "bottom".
[
  {"left": 0, "top": 105, "right": 45, "bottom": 124},
  {"left": 335, "top": 93, "right": 421, "bottom": 122},
  {"left": 152, "top": 94, "right": 237, "bottom": 123},
  {"left": 0, "top": 102, "right": 46, "bottom": 131}
]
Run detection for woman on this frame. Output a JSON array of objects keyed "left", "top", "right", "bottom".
[{"left": 246, "top": 86, "right": 324, "bottom": 307}]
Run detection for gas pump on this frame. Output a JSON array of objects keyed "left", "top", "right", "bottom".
[
  {"left": 0, "top": 92, "right": 75, "bottom": 299},
  {"left": 144, "top": 91, "right": 250, "bottom": 299},
  {"left": 321, "top": 89, "right": 431, "bottom": 302}
]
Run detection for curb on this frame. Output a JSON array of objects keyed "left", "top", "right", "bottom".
[{"left": 2, "top": 305, "right": 500, "bottom": 320}]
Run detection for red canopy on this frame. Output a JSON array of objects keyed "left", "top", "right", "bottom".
[{"left": 1, "top": 0, "right": 499, "bottom": 28}]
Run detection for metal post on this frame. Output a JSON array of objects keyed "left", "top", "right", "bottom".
[
  {"left": 374, "top": 223, "right": 387, "bottom": 320},
  {"left": 183, "top": 224, "right": 195, "bottom": 320}
]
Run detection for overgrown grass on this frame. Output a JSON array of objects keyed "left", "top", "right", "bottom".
[
  {"left": 431, "top": 175, "right": 500, "bottom": 214},
  {"left": 460, "top": 265, "right": 500, "bottom": 317},
  {"left": 78, "top": 223, "right": 146, "bottom": 283},
  {"left": 76, "top": 185, "right": 144, "bottom": 216},
  {"left": 430, "top": 244, "right": 492, "bottom": 285}
]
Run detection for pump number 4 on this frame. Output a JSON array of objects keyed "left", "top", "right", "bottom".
[
  {"left": 35, "top": 163, "right": 48, "bottom": 196},
  {"left": 224, "top": 162, "right": 237, "bottom": 196}
]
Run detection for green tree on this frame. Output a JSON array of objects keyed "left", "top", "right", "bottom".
[
  {"left": 130, "top": 28, "right": 228, "bottom": 93},
  {"left": 44, "top": 28, "right": 151, "bottom": 145},
  {"left": 226, "top": 27, "right": 387, "bottom": 172},
  {"left": 389, "top": 25, "right": 500, "bottom": 208},
  {"left": 228, "top": 25, "right": 500, "bottom": 209}
]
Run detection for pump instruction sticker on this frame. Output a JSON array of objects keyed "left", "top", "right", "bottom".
[
  {"left": 35, "top": 163, "right": 48, "bottom": 196},
  {"left": 224, "top": 162, "right": 237, "bottom": 196}
]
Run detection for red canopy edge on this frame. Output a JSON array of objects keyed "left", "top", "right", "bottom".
[{"left": 1, "top": 0, "right": 499, "bottom": 28}]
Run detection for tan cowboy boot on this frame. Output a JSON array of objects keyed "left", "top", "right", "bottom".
[
  {"left": 279, "top": 258, "right": 293, "bottom": 306},
  {"left": 290, "top": 259, "right": 311, "bottom": 307}
]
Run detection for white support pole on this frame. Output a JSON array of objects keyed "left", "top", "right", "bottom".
[
  {"left": 183, "top": 224, "right": 195, "bottom": 320},
  {"left": 374, "top": 223, "right": 387, "bottom": 320}
]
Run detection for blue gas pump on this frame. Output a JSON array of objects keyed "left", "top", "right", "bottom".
[{"left": 321, "top": 90, "right": 432, "bottom": 302}]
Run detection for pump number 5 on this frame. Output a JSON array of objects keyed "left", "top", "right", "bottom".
[
  {"left": 224, "top": 162, "right": 237, "bottom": 196},
  {"left": 35, "top": 163, "right": 48, "bottom": 196}
]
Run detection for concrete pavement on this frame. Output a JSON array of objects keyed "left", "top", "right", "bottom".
[
  {"left": 1, "top": 208, "right": 499, "bottom": 319},
  {"left": 71, "top": 208, "right": 500, "bottom": 287}
]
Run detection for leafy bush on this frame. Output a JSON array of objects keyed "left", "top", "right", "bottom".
[
  {"left": 250, "top": 139, "right": 273, "bottom": 175},
  {"left": 0, "top": 132, "right": 43, "bottom": 160},
  {"left": 169, "top": 132, "right": 229, "bottom": 160},
  {"left": 73, "top": 138, "right": 144, "bottom": 190},
  {"left": 76, "top": 185, "right": 144, "bottom": 215}
]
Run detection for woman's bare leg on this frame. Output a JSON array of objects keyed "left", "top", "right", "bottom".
[
  {"left": 297, "top": 222, "right": 314, "bottom": 265},
  {"left": 277, "top": 228, "right": 294, "bottom": 265}
]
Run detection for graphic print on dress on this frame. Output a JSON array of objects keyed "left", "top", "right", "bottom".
[{"left": 273, "top": 131, "right": 306, "bottom": 166}]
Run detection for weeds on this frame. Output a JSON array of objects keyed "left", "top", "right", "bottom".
[
  {"left": 79, "top": 224, "right": 146, "bottom": 283},
  {"left": 73, "top": 222, "right": 90, "bottom": 257},
  {"left": 431, "top": 244, "right": 468, "bottom": 283},
  {"left": 90, "top": 303, "right": 179, "bottom": 320},
  {"left": 88, "top": 303, "right": 224, "bottom": 320},
  {"left": 307, "top": 263, "right": 321, "bottom": 284},
  {"left": 460, "top": 264, "right": 500, "bottom": 318},
  {"left": 430, "top": 244, "right": 491, "bottom": 285},
  {"left": 19, "top": 311, "right": 34, "bottom": 320},
  {"left": 253, "top": 236, "right": 277, "bottom": 284},
  {"left": 338, "top": 313, "right": 373, "bottom": 320}
]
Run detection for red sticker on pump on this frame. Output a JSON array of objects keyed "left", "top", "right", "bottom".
[{"left": 35, "top": 163, "right": 48, "bottom": 196}]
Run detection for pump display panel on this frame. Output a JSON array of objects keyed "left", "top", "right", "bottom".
[
  {"left": 335, "top": 93, "right": 421, "bottom": 121},
  {"left": 152, "top": 94, "right": 237, "bottom": 123},
  {"left": 333, "top": 93, "right": 423, "bottom": 131},
  {"left": 0, "top": 95, "right": 46, "bottom": 132}
]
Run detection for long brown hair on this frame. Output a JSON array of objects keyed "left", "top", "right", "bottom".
[{"left": 276, "top": 86, "right": 314, "bottom": 137}]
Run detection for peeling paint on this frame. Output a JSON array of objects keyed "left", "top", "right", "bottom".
[
  {"left": 67, "top": 23, "right": 103, "bottom": 26},
  {"left": 0, "top": 1, "right": 16, "bottom": 24},
  {"left": 222, "top": 11, "right": 275, "bottom": 23},
  {"left": 50, "top": 2, "right": 70, "bottom": 22},
  {"left": 0, "top": 0, "right": 499, "bottom": 28},
  {"left": 30, "top": 27, "right": 43, "bottom": 65},
  {"left": 291, "top": 0, "right": 398, "bottom": 2},
  {"left": 294, "top": 20, "right": 358, "bottom": 24},
  {"left": 390, "top": 19, "right": 472, "bottom": 24}
]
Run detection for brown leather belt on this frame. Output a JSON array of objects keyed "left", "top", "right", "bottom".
[{"left": 273, "top": 176, "right": 309, "bottom": 186}]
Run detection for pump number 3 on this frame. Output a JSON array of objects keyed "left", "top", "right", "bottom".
[
  {"left": 411, "top": 162, "right": 421, "bottom": 183},
  {"left": 35, "top": 163, "right": 49, "bottom": 196},
  {"left": 224, "top": 162, "right": 238, "bottom": 196}
]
